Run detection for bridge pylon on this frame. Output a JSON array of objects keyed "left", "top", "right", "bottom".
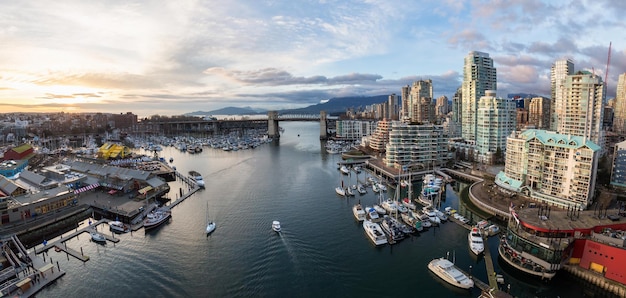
[
  {"left": 319, "top": 111, "right": 328, "bottom": 140},
  {"left": 267, "top": 111, "right": 280, "bottom": 139}
]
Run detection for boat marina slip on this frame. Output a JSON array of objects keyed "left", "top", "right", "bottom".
[{"left": 4, "top": 122, "right": 617, "bottom": 297}]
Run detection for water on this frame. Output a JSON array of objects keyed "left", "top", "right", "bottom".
[{"left": 38, "top": 122, "right": 591, "bottom": 298}]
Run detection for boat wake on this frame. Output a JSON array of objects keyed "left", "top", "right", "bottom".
[{"left": 279, "top": 232, "right": 302, "bottom": 275}]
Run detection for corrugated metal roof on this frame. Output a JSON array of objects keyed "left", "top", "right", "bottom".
[{"left": 19, "top": 170, "right": 46, "bottom": 185}]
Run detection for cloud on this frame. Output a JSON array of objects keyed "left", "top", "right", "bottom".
[
  {"left": 446, "top": 29, "right": 492, "bottom": 51},
  {"left": 204, "top": 67, "right": 382, "bottom": 86}
]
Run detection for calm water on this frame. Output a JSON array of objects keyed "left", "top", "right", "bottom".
[{"left": 38, "top": 122, "right": 592, "bottom": 298}]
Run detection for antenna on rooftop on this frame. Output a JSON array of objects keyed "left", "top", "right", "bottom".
[{"left": 605, "top": 42, "right": 612, "bottom": 89}]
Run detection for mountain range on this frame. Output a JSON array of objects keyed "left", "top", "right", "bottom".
[{"left": 186, "top": 95, "right": 394, "bottom": 116}]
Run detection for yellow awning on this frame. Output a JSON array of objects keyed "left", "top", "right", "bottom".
[
  {"left": 16, "top": 278, "right": 31, "bottom": 287},
  {"left": 38, "top": 263, "right": 54, "bottom": 272},
  {"left": 138, "top": 186, "right": 153, "bottom": 195}
]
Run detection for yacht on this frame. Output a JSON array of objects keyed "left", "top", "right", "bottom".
[
  {"left": 109, "top": 220, "right": 130, "bottom": 233},
  {"left": 362, "top": 219, "right": 387, "bottom": 246},
  {"left": 468, "top": 227, "right": 484, "bottom": 255},
  {"left": 365, "top": 206, "right": 380, "bottom": 222},
  {"left": 428, "top": 257, "right": 474, "bottom": 289},
  {"left": 381, "top": 198, "right": 398, "bottom": 214},
  {"left": 206, "top": 221, "right": 216, "bottom": 235},
  {"left": 272, "top": 220, "right": 281, "bottom": 233},
  {"left": 143, "top": 208, "right": 172, "bottom": 231},
  {"left": 352, "top": 203, "right": 366, "bottom": 221},
  {"left": 346, "top": 186, "right": 355, "bottom": 196},
  {"left": 189, "top": 171, "right": 205, "bottom": 188},
  {"left": 401, "top": 198, "right": 416, "bottom": 210},
  {"left": 422, "top": 206, "right": 441, "bottom": 225}
]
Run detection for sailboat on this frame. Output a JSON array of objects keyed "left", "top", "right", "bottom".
[
  {"left": 206, "top": 203, "right": 216, "bottom": 235},
  {"left": 335, "top": 175, "right": 346, "bottom": 197}
]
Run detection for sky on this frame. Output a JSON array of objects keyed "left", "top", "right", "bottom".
[{"left": 1, "top": 0, "right": 625, "bottom": 118}]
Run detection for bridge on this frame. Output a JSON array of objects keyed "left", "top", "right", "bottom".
[{"left": 133, "top": 111, "right": 335, "bottom": 139}]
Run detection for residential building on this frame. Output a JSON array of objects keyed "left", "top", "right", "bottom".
[
  {"left": 411, "top": 96, "right": 436, "bottom": 124},
  {"left": 383, "top": 122, "right": 449, "bottom": 169},
  {"left": 556, "top": 71, "right": 606, "bottom": 153},
  {"left": 496, "top": 129, "right": 599, "bottom": 209},
  {"left": 435, "top": 95, "right": 449, "bottom": 119},
  {"left": 614, "top": 73, "right": 626, "bottom": 134},
  {"left": 461, "top": 51, "right": 497, "bottom": 141},
  {"left": 551, "top": 59, "right": 575, "bottom": 131},
  {"left": 336, "top": 120, "right": 377, "bottom": 141},
  {"left": 610, "top": 140, "right": 626, "bottom": 189},
  {"left": 388, "top": 93, "right": 399, "bottom": 120},
  {"left": 528, "top": 96, "right": 551, "bottom": 129},
  {"left": 401, "top": 85, "right": 410, "bottom": 121},
  {"left": 368, "top": 119, "right": 392, "bottom": 152},
  {"left": 475, "top": 91, "right": 517, "bottom": 164},
  {"left": 408, "top": 80, "right": 433, "bottom": 123}
]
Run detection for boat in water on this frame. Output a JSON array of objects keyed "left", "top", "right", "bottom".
[
  {"left": 468, "top": 227, "right": 484, "bottom": 255},
  {"left": 90, "top": 231, "right": 107, "bottom": 243},
  {"left": 189, "top": 170, "right": 205, "bottom": 188},
  {"left": 109, "top": 220, "right": 130, "bottom": 233},
  {"left": 428, "top": 256, "right": 474, "bottom": 290},
  {"left": 206, "top": 203, "right": 216, "bottom": 235},
  {"left": 362, "top": 219, "right": 387, "bottom": 246},
  {"left": 365, "top": 206, "right": 380, "bottom": 222},
  {"left": 143, "top": 208, "right": 172, "bottom": 231},
  {"left": 272, "top": 220, "right": 281, "bottom": 233},
  {"left": 352, "top": 203, "right": 366, "bottom": 221}
]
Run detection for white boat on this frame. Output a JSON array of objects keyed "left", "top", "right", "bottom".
[
  {"left": 422, "top": 206, "right": 441, "bottom": 225},
  {"left": 109, "top": 220, "right": 130, "bottom": 233},
  {"left": 365, "top": 206, "right": 380, "bottom": 222},
  {"left": 373, "top": 204, "right": 386, "bottom": 215},
  {"left": 339, "top": 165, "right": 350, "bottom": 175},
  {"left": 362, "top": 219, "right": 387, "bottom": 246},
  {"left": 352, "top": 203, "right": 366, "bottom": 221},
  {"left": 372, "top": 183, "right": 380, "bottom": 193},
  {"left": 357, "top": 184, "right": 367, "bottom": 195},
  {"left": 346, "top": 186, "right": 355, "bottom": 196},
  {"left": 189, "top": 170, "right": 205, "bottom": 188},
  {"left": 486, "top": 224, "right": 500, "bottom": 236},
  {"left": 272, "top": 220, "right": 281, "bottom": 233},
  {"left": 468, "top": 227, "right": 484, "bottom": 255},
  {"left": 381, "top": 198, "right": 398, "bottom": 214},
  {"left": 335, "top": 186, "right": 346, "bottom": 197},
  {"left": 90, "top": 231, "right": 106, "bottom": 243},
  {"left": 401, "top": 198, "right": 416, "bottom": 210},
  {"left": 377, "top": 183, "right": 387, "bottom": 192},
  {"left": 206, "top": 203, "right": 216, "bottom": 235},
  {"left": 428, "top": 257, "right": 474, "bottom": 289},
  {"left": 143, "top": 208, "right": 172, "bottom": 231}
]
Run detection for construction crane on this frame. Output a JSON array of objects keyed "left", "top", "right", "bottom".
[{"left": 605, "top": 41, "right": 612, "bottom": 88}]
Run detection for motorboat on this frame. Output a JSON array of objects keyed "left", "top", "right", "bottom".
[
  {"left": 109, "top": 220, "right": 130, "bottom": 233},
  {"left": 372, "top": 183, "right": 380, "bottom": 193},
  {"left": 272, "top": 220, "right": 281, "bottom": 233},
  {"left": 422, "top": 206, "right": 441, "bottom": 225},
  {"left": 143, "top": 208, "right": 172, "bottom": 231},
  {"left": 365, "top": 206, "right": 380, "bottom": 222},
  {"left": 352, "top": 203, "right": 366, "bottom": 221},
  {"left": 381, "top": 198, "right": 398, "bottom": 214},
  {"left": 90, "top": 231, "right": 106, "bottom": 243},
  {"left": 380, "top": 216, "right": 405, "bottom": 242},
  {"left": 435, "top": 209, "right": 448, "bottom": 222},
  {"left": 373, "top": 204, "right": 386, "bottom": 215},
  {"left": 428, "top": 257, "right": 474, "bottom": 289},
  {"left": 401, "top": 198, "right": 416, "bottom": 210},
  {"left": 468, "top": 227, "right": 484, "bottom": 255},
  {"left": 189, "top": 170, "right": 205, "bottom": 188},
  {"left": 377, "top": 183, "right": 387, "bottom": 192},
  {"left": 486, "top": 224, "right": 500, "bottom": 236},
  {"left": 362, "top": 219, "right": 387, "bottom": 246}
]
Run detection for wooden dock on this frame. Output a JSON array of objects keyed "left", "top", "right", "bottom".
[{"left": 36, "top": 220, "right": 120, "bottom": 262}]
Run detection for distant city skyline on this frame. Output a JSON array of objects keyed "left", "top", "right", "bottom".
[{"left": 1, "top": 1, "right": 625, "bottom": 117}]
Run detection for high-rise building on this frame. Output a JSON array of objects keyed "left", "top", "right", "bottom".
[
  {"left": 406, "top": 80, "right": 433, "bottom": 123},
  {"left": 388, "top": 93, "right": 399, "bottom": 120},
  {"left": 411, "top": 96, "right": 436, "bottom": 124},
  {"left": 611, "top": 140, "right": 626, "bottom": 189},
  {"left": 368, "top": 119, "right": 392, "bottom": 152},
  {"left": 475, "top": 90, "right": 517, "bottom": 164},
  {"left": 550, "top": 59, "right": 575, "bottom": 130},
  {"left": 401, "top": 85, "right": 410, "bottom": 121},
  {"left": 435, "top": 95, "right": 449, "bottom": 117},
  {"left": 528, "top": 96, "right": 551, "bottom": 129},
  {"left": 461, "top": 51, "right": 497, "bottom": 141},
  {"left": 336, "top": 120, "right": 377, "bottom": 141},
  {"left": 614, "top": 73, "right": 626, "bottom": 134},
  {"left": 496, "top": 129, "right": 599, "bottom": 209},
  {"left": 556, "top": 71, "right": 606, "bottom": 152}
]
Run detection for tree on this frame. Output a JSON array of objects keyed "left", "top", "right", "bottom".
[{"left": 495, "top": 146, "right": 503, "bottom": 165}]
